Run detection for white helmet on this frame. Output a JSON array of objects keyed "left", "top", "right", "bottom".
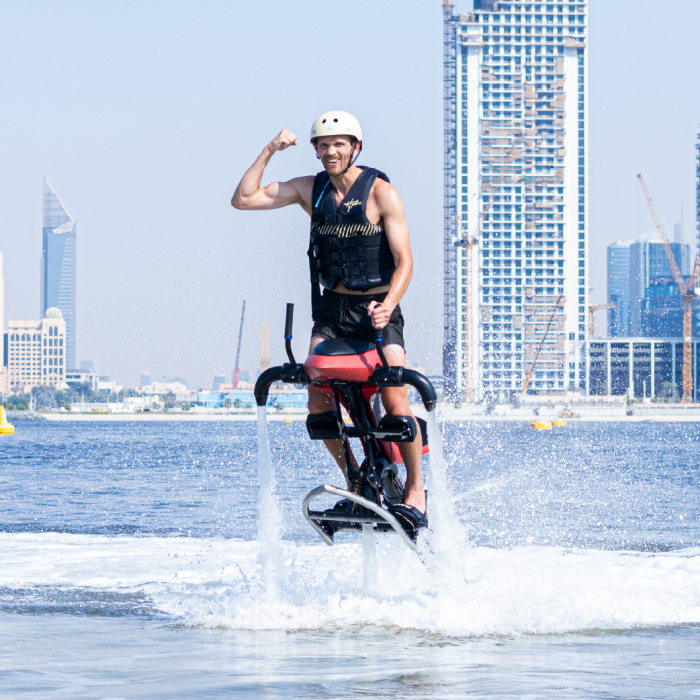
[{"left": 310, "top": 111, "right": 362, "bottom": 143}]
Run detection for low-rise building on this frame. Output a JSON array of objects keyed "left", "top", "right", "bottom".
[
  {"left": 139, "top": 381, "right": 187, "bottom": 395},
  {"left": 96, "top": 379, "right": 122, "bottom": 395},
  {"left": 585, "top": 338, "right": 700, "bottom": 401},
  {"left": 197, "top": 388, "right": 308, "bottom": 411},
  {"left": 7, "top": 307, "right": 68, "bottom": 391},
  {"left": 125, "top": 395, "right": 163, "bottom": 411},
  {"left": 65, "top": 369, "right": 99, "bottom": 391}
]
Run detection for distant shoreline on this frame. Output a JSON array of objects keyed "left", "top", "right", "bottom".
[{"left": 32, "top": 412, "right": 700, "bottom": 423}]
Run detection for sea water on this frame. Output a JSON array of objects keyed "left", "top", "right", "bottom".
[{"left": 1, "top": 419, "right": 700, "bottom": 698}]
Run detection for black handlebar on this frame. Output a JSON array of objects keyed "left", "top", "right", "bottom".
[
  {"left": 374, "top": 329, "right": 390, "bottom": 371},
  {"left": 253, "top": 305, "right": 438, "bottom": 412},
  {"left": 284, "top": 303, "right": 296, "bottom": 367},
  {"left": 284, "top": 303, "right": 294, "bottom": 339}
]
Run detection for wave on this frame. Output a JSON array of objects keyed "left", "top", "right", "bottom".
[{"left": 1, "top": 532, "right": 700, "bottom": 637}]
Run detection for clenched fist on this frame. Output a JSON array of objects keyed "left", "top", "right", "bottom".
[
  {"left": 267, "top": 129, "right": 298, "bottom": 153},
  {"left": 367, "top": 300, "right": 394, "bottom": 330}
]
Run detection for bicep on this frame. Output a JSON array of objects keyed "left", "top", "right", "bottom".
[{"left": 248, "top": 178, "right": 304, "bottom": 210}]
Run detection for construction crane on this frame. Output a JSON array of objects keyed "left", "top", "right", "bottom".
[
  {"left": 521, "top": 294, "right": 564, "bottom": 395},
  {"left": 637, "top": 174, "right": 700, "bottom": 402},
  {"left": 587, "top": 289, "right": 617, "bottom": 339},
  {"left": 455, "top": 132, "right": 524, "bottom": 403},
  {"left": 232, "top": 300, "right": 246, "bottom": 389},
  {"left": 261, "top": 323, "right": 270, "bottom": 373}
]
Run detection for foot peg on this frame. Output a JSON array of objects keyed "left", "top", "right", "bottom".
[{"left": 306, "top": 412, "right": 342, "bottom": 440}]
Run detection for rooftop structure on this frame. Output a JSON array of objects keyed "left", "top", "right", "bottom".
[
  {"left": 443, "top": 0, "right": 588, "bottom": 402},
  {"left": 41, "top": 178, "right": 77, "bottom": 370}
]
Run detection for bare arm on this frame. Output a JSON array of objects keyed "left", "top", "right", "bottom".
[
  {"left": 367, "top": 184, "right": 414, "bottom": 329},
  {"left": 231, "top": 129, "right": 313, "bottom": 213}
]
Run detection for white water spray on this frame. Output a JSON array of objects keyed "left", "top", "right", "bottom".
[
  {"left": 425, "top": 410, "right": 469, "bottom": 556},
  {"left": 256, "top": 406, "right": 282, "bottom": 592},
  {"left": 362, "top": 524, "right": 377, "bottom": 593}
]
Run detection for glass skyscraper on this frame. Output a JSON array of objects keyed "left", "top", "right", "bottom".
[
  {"left": 629, "top": 234, "right": 689, "bottom": 337},
  {"left": 41, "top": 178, "right": 76, "bottom": 370},
  {"left": 606, "top": 239, "right": 633, "bottom": 337},
  {"left": 443, "top": 0, "right": 588, "bottom": 401}
]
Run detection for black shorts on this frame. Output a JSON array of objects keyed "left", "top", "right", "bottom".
[{"left": 311, "top": 290, "right": 405, "bottom": 349}]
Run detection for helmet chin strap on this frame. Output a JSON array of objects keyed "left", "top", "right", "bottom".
[{"left": 340, "top": 143, "right": 362, "bottom": 175}]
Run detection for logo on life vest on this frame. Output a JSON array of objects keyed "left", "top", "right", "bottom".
[{"left": 343, "top": 199, "right": 361, "bottom": 212}]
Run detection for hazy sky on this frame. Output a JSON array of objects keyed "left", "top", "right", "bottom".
[{"left": 1, "top": 0, "right": 698, "bottom": 388}]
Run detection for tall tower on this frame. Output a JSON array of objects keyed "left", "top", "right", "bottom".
[
  {"left": 606, "top": 239, "right": 633, "bottom": 337},
  {"left": 443, "top": 0, "right": 588, "bottom": 401},
  {"left": 696, "top": 133, "right": 700, "bottom": 257},
  {"left": 41, "top": 178, "right": 77, "bottom": 370}
]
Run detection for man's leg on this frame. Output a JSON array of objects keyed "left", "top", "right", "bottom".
[
  {"left": 307, "top": 336, "right": 359, "bottom": 485},
  {"left": 380, "top": 345, "right": 425, "bottom": 514}
]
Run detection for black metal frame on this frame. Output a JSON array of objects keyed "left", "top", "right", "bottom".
[{"left": 253, "top": 303, "right": 438, "bottom": 547}]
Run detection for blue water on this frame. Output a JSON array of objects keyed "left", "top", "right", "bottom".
[{"left": 1, "top": 420, "right": 700, "bottom": 698}]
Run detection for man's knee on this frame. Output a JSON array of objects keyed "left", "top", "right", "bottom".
[
  {"left": 383, "top": 344, "right": 405, "bottom": 368},
  {"left": 381, "top": 386, "right": 411, "bottom": 416},
  {"left": 308, "top": 385, "right": 334, "bottom": 414}
]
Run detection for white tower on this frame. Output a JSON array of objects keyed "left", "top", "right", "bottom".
[{"left": 443, "top": 0, "right": 588, "bottom": 402}]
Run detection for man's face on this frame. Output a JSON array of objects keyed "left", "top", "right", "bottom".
[{"left": 314, "top": 136, "right": 359, "bottom": 177}]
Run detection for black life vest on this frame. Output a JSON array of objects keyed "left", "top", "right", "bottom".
[{"left": 308, "top": 167, "right": 396, "bottom": 319}]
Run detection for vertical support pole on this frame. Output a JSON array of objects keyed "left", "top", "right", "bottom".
[
  {"left": 607, "top": 340, "right": 611, "bottom": 396},
  {"left": 693, "top": 343, "right": 698, "bottom": 403},
  {"left": 585, "top": 341, "right": 590, "bottom": 396},
  {"left": 651, "top": 341, "right": 655, "bottom": 400},
  {"left": 672, "top": 341, "right": 677, "bottom": 401},
  {"left": 442, "top": 1, "right": 458, "bottom": 401},
  {"left": 628, "top": 341, "right": 634, "bottom": 400}
]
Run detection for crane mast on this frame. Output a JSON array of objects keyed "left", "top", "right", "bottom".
[
  {"left": 232, "top": 300, "right": 246, "bottom": 390},
  {"left": 587, "top": 288, "right": 617, "bottom": 339}
]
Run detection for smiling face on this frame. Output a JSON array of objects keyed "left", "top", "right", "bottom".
[{"left": 314, "top": 135, "right": 360, "bottom": 177}]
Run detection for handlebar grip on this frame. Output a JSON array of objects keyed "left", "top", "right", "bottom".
[{"left": 284, "top": 303, "right": 294, "bottom": 339}]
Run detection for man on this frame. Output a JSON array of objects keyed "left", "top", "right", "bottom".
[{"left": 231, "top": 111, "right": 426, "bottom": 528}]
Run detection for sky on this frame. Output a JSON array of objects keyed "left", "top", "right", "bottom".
[{"left": 0, "top": 0, "right": 698, "bottom": 388}]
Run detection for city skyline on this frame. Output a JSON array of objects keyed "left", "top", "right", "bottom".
[{"left": 0, "top": 0, "right": 698, "bottom": 390}]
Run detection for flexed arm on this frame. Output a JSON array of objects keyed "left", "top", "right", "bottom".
[
  {"left": 231, "top": 130, "right": 313, "bottom": 213},
  {"left": 366, "top": 184, "right": 414, "bottom": 329}
]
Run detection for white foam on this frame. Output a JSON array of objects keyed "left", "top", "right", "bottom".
[
  {"left": 2, "top": 532, "right": 700, "bottom": 637},
  {"left": 256, "top": 405, "right": 282, "bottom": 598}
]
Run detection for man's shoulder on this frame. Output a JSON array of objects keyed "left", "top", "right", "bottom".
[{"left": 369, "top": 173, "right": 399, "bottom": 201}]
